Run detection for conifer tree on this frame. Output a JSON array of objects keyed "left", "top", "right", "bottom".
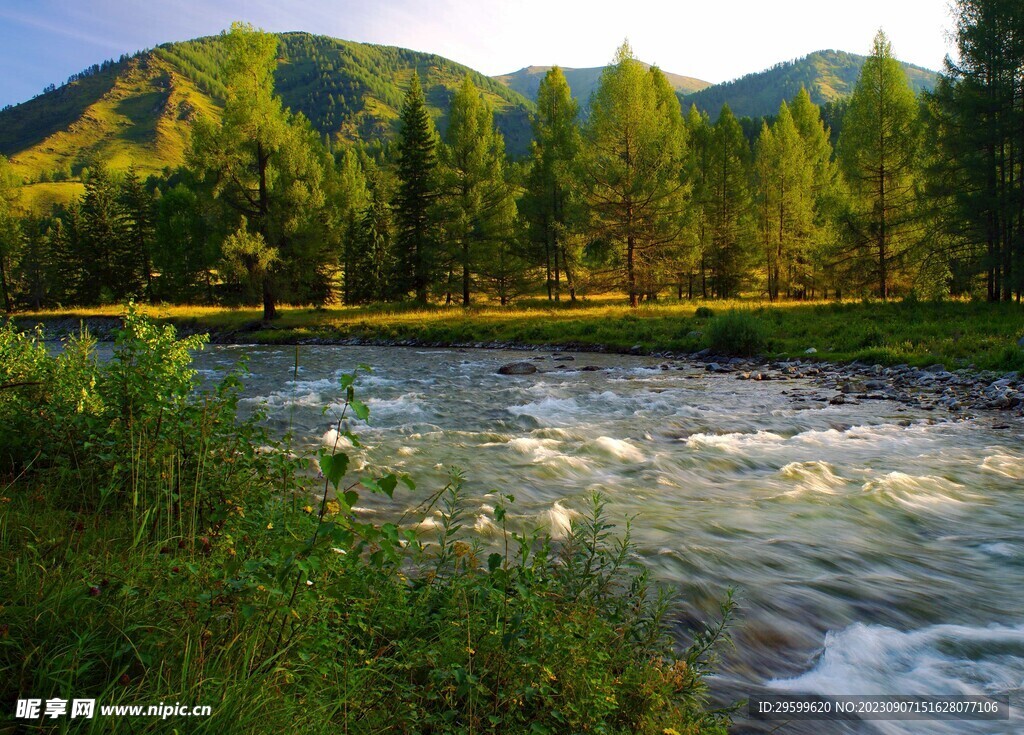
[
  {"left": 838, "top": 30, "right": 920, "bottom": 299},
  {"left": 706, "top": 105, "right": 753, "bottom": 298},
  {"left": 394, "top": 73, "right": 439, "bottom": 304},
  {"left": 523, "top": 67, "right": 580, "bottom": 300},
  {"left": 932, "top": 0, "right": 1024, "bottom": 301},
  {"left": 789, "top": 87, "right": 841, "bottom": 297},
  {"left": 682, "top": 105, "right": 714, "bottom": 298},
  {"left": 754, "top": 102, "right": 814, "bottom": 300},
  {"left": 442, "top": 75, "right": 517, "bottom": 306},
  {"left": 189, "top": 22, "right": 330, "bottom": 319},
  {"left": 578, "top": 42, "right": 688, "bottom": 306},
  {"left": 121, "top": 165, "right": 155, "bottom": 302},
  {"left": 0, "top": 156, "right": 20, "bottom": 312}
]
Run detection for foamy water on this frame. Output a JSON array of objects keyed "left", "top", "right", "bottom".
[{"left": 194, "top": 344, "right": 1024, "bottom": 735}]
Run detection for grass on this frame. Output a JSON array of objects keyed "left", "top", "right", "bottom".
[{"left": 17, "top": 296, "right": 1024, "bottom": 372}]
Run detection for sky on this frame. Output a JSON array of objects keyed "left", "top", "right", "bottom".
[{"left": 0, "top": 0, "right": 958, "bottom": 109}]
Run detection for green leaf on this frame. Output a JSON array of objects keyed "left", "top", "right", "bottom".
[
  {"left": 378, "top": 474, "right": 398, "bottom": 498},
  {"left": 349, "top": 398, "right": 369, "bottom": 421},
  {"left": 320, "top": 452, "right": 349, "bottom": 489},
  {"left": 343, "top": 490, "right": 359, "bottom": 508},
  {"left": 488, "top": 553, "right": 502, "bottom": 572}
]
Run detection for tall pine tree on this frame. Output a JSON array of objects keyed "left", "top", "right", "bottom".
[{"left": 394, "top": 73, "right": 439, "bottom": 304}]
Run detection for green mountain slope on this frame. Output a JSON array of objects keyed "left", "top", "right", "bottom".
[
  {"left": 0, "top": 31, "right": 535, "bottom": 209},
  {"left": 681, "top": 49, "right": 937, "bottom": 119},
  {"left": 495, "top": 64, "right": 710, "bottom": 105}
]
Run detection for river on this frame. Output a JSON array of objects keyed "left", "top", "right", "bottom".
[{"left": 193, "top": 344, "right": 1024, "bottom": 734}]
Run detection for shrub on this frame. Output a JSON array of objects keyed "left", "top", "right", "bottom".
[
  {"left": 706, "top": 310, "right": 767, "bottom": 356},
  {"left": 694, "top": 306, "right": 715, "bottom": 319}
]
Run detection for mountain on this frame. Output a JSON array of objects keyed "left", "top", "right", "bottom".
[
  {"left": 681, "top": 49, "right": 938, "bottom": 120},
  {"left": 495, "top": 64, "right": 710, "bottom": 105},
  {"left": 1, "top": 36, "right": 942, "bottom": 213},
  {"left": 0, "top": 32, "right": 534, "bottom": 209}
]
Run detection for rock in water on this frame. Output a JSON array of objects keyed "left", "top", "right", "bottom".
[{"left": 497, "top": 361, "right": 538, "bottom": 376}]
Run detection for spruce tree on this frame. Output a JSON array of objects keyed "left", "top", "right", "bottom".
[
  {"left": 394, "top": 73, "right": 439, "bottom": 304},
  {"left": 121, "top": 165, "right": 155, "bottom": 302}
]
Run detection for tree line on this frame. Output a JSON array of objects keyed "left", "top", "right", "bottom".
[{"left": 1, "top": 3, "right": 1022, "bottom": 318}]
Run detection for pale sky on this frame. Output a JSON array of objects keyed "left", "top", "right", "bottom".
[{"left": 0, "top": 0, "right": 957, "bottom": 109}]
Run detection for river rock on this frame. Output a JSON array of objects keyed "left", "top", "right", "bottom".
[
  {"left": 1018, "top": 335, "right": 1024, "bottom": 348},
  {"left": 805, "top": 347, "right": 818, "bottom": 355},
  {"left": 497, "top": 361, "right": 538, "bottom": 376}
]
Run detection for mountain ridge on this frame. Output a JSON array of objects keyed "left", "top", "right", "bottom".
[
  {"left": 495, "top": 63, "right": 711, "bottom": 105},
  {"left": 1, "top": 33, "right": 940, "bottom": 213}
]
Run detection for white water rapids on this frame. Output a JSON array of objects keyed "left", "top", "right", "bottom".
[{"left": 192, "top": 344, "right": 1024, "bottom": 734}]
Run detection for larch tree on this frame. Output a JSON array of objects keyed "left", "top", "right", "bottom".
[
  {"left": 578, "top": 42, "right": 688, "bottom": 306},
  {"left": 789, "top": 87, "right": 841, "bottom": 298},
  {"left": 189, "top": 22, "right": 330, "bottom": 320},
  {"left": 838, "top": 30, "right": 921, "bottom": 299},
  {"left": 682, "top": 105, "right": 714, "bottom": 298},
  {"left": 754, "top": 102, "right": 814, "bottom": 300},
  {"left": 932, "top": 0, "right": 1024, "bottom": 301},
  {"left": 394, "top": 73, "right": 440, "bottom": 304},
  {"left": 442, "top": 75, "right": 517, "bottom": 306},
  {"left": 523, "top": 66, "right": 580, "bottom": 300},
  {"left": 706, "top": 105, "right": 753, "bottom": 298}
]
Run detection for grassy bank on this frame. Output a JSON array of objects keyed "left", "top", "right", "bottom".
[
  {"left": 1, "top": 309, "right": 734, "bottom": 733},
  {"left": 16, "top": 297, "right": 1024, "bottom": 371}
]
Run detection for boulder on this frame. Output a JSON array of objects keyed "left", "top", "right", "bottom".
[{"left": 497, "top": 361, "right": 538, "bottom": 376}]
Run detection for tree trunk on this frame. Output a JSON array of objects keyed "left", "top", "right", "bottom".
[
  {"left": 627, "top": 233, "right": 637, "bottom": 307},
  {"left": 262, "top": 275, "right": 276, "bottom": 321},
  {"left": 0, "top": 255, "right": 11, "bottom": 313}
]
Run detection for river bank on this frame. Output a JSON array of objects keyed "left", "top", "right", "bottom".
[{"left": 14, "top": 306, "right": 1024, "bottom": 417}]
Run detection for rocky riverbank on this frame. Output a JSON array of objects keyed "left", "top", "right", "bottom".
[{"left": 15, "top": 314, "right": 1024, "bottom": 417}]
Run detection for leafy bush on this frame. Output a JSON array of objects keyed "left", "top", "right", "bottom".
[
  {"left": 1, "top": 307, "right": 734, "bottom": 734},
  {"left": 706, "top": 310, "right": 767, "bottom": 356},
  {"left": 694, "top": 306, "right": 715, "bottom": 319}
]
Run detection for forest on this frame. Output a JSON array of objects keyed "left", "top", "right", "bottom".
[{"left": 1, "top": 1, "right": 1023, "bottom": 322}]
